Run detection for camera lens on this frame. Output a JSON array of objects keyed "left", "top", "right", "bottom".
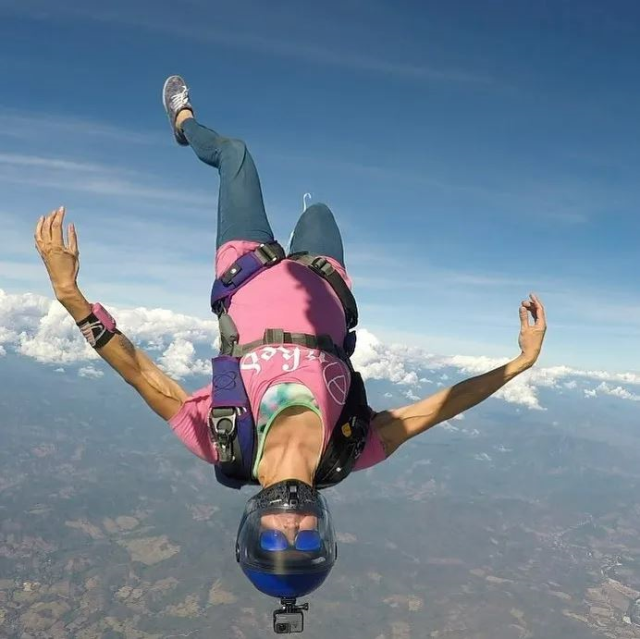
[{"left": 275, "top": 622, "right": 289, "bottom": 633}]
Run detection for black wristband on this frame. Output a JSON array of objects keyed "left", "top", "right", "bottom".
[{"left": 77, "top": 313, "right": 121, "bottom": 349}]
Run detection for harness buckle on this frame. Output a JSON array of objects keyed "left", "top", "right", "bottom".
[
  {"left": 209, "top": 407, "right": 239, "bottom": 463},
  {"left": 308, "top": 256, "right": 334, "bottom": 278},
  {"left": 256, "top": 242, "right": 284, "bottom": 266},
  {"left": 221, "top": 264, "right": 241, "bottom": 286}
]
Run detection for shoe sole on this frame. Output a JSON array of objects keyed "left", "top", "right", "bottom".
[
  {"left": 161, "top": 75, "right": 175, "bottom": 113},
  {"left": 162, "top": 76, "right": 189, "bottom": 146}
]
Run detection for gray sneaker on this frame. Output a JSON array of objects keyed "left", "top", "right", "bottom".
[{"left": 162, "top": 75, "right": 194, "bottom": 146}]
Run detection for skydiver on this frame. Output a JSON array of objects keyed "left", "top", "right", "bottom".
[{"left": 34, "top": 75, "right": 547, "bottom": 632}]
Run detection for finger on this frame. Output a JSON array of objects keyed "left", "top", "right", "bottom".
[
  {"left": 68, "top": 223, "right": 78, "bottom": 256},
  {"left": 43, "top": 209, "right": 57, "bottom": 244},
  {"left": 51, "top": 206, "right": 65, "bottom": 246},
  {"left": 530, "top": 293, "right": 546, "bottom": 326},
  {"left": 522, "top": 300, "right": 536, "bottom": 320},
  {"left": 523, "top": 296, "right": 538, "bottom": 321},
  {"left": 519, "top": 304, "right": 530, "bottom": 329},
  {"left": 530, "top": 293, "right": 544, "bottom": 308},
  {"left": 35, "top": 216, "right": 45, "bottom": 246}
]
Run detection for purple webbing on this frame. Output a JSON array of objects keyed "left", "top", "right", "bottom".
[
  {"left": 210, "top": 251, "right": 264, "bottom": 308},
  {"left": 211, "top": 356, "right": 248, "bottom": 408}
]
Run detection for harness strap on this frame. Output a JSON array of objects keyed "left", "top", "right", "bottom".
[
  {"left": 208, "top": 245, "right": 368, "bottom": 490},
  {"left": 211, "top": 241, "right": 285, "bottom": 312},
  {"left": 287, "top": 253, "right": 358, "bottom": 330},
  {"left": 209, "top": 356, "right": 256, "bottom": 480},
  {"left": 315, "top": 371, "right": 370, "bottom": 488},
  {"left": 209, "top": 358, "right": 370, "bottom": 490}
]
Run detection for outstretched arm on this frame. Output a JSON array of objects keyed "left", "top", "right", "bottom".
[
  {"left": 35, "top": 207, "right": 189, "bottom": 420},
  {"left": 372, "top": 295, "right": 547, "bottom": 457}
]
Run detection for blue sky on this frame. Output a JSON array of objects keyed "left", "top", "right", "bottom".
[{"left": 1, "top": 0, "right": 639, "bottom": 372}]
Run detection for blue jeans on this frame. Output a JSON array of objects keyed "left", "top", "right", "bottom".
[{"left": 182, "top": 118, "right": 346, "bottom": 267}]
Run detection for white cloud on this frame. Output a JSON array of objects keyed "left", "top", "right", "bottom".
[
  {"left": 440, "top": 355, "right": 545, "bottom": 410},
  {"left": 438, "top": 421, "right": 459, "bottom": 432},
  {"left": 351, "top": 329, "right": 419, "bottom": 385},
  {"left": 494, "top": 375, "right": 543, "bottom": 410},
  {"left": 585, "top": 382, "right": 640, "bottom": 402},
  {"left": 2, "top": 288, "right": 639, "bottom": 411},
  {"left": 440, "top": 355, "right": 640, "bottom": 388},
  {"left": 434, "top": 357, "right": 640, "bottom": 411},
  {"left": 17, "top": 300, "right": 94, "bottom": 364},
  {"left": 157, "top": 338, "right": 210, "bottom": 379},
  {"left": 572, "top": 369, "right": 640, "bottom": 386},
  {"left": 403, "top": 389, "right": 420, "bottom": 401},
  {"left": 78, "top": 366, "right": 103, "bottom": 379},
  {"left": 0, "top": 289, "right": 216, "bottom": 379},
  {"left": 474, "top": 453, "right": 492, "bottom": 462}
]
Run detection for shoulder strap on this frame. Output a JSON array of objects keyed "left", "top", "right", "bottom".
[
  {"left": 287, "top": 253, "right": 358, "bottom": 330},
  {"left": 211, "top": 242, "right": 285, "bottom": 312}
]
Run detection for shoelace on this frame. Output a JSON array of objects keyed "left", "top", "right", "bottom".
[{"left": 170, "top": 86, "right": 190, "bottom": 110}]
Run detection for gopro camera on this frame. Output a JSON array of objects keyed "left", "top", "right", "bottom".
[
  {"left": 273, "top": 598, "right": 309, "bottom": 634},
  {"left": 274, "top": 611, "right": 304, "bottom": 634}
]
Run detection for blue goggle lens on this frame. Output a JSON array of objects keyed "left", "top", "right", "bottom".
[
  {"left": 295, "top": 529, "right": 322, "bottom": 551},
  {"left": 260, "top": 529, "right": 289, "bottom": 551},
  {"left": 260, "top": 529, "right": 322, "bottom": 552}
]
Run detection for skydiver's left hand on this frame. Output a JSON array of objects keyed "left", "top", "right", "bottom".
[
  {"left": 518, "top": 293, "right": 547, "bottom": 366},
  {"left": 34, "top": 207, "right": 80, "bottom": 300}
]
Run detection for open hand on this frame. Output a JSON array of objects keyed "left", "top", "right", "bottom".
[
  {"left": 34, "top": 207, "right": 80, "bottom": 300},
  {"left": 518, "top": 294, "right": 547, "bottom": 365}
]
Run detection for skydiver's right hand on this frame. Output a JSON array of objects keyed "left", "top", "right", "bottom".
[{"left": 34, "top": 207, "right": 80, "bottom": 301}]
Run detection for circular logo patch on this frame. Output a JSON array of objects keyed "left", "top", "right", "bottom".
[
  {"left": 323, "top": 361, "right": 348, "bottom": 405},
  {"left": 213, "top": 371, "right": 237, "bottom": 391}
]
